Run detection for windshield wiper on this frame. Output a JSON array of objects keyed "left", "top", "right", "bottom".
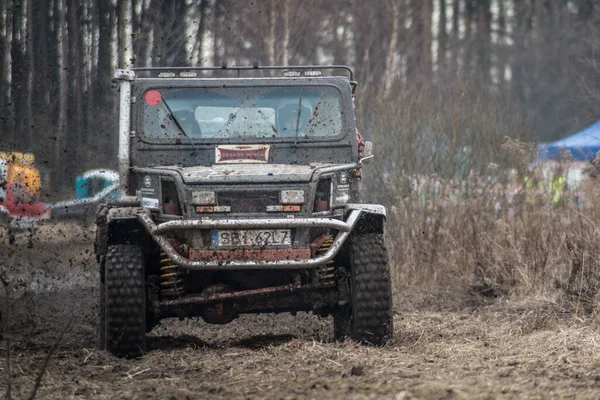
[{"left": 162, "top": 101, "right": 200, "bottom": 156}]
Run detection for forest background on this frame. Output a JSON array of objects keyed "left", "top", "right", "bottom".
[{"left": 1, "top": 0, "right": 599, "bottom": 196}]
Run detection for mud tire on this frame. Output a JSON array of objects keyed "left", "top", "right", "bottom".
[
  {"left": 335, "top": 233, "right": 393, "bottom": 345},
  {"left": 100, "top": 244, "right": 147, "bottom": 358}
]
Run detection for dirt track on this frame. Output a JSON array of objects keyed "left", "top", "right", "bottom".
[{"left": 2, "top": 224, "right": 600, "bottom": 399}]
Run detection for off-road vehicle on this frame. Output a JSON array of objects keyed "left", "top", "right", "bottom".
[{"left": 95, "top": 64, "right": 393, "bottom": 357}]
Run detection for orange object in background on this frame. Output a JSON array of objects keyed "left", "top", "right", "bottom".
[
  {"left": 0, "top": 151, "right": 49, "bottom": 226},
  {"left": 0, "top": 152, "right": 42, "bottom": 199}
]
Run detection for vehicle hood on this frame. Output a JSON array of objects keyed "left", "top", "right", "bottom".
[{"left": 160, "top": 163, "right": 334, "bottom": 184}]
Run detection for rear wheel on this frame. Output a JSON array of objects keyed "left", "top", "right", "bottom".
[
  {"left": 100, "top": 244, "right": 147, "bottom": 358},
  {"left": 335, "top": 233, "right": 393, "bottom": 345}
]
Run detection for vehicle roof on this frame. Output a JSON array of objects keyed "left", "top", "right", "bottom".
[
  {"left": 115, "top": 66, "right": 357, "bottom": 91},
  {"left": 130, "top": 76, "right": 353, "bottom": 88}
]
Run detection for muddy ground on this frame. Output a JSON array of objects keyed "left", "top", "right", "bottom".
[{"left": 2, "top": 223, "right": 600, "bottom": 399}]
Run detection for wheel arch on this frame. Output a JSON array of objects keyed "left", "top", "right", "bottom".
[
  {"left": 95, "top": 206, "right": 152, "bottom": 262},
  {"left": 346, "top": 204, "right": 387, "bottom": 235}
]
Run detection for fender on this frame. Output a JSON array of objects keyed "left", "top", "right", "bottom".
[
  {"left": 95, "top": 205, "right": 147, "bottom": 262},
  {"left": 345, "top": 203, "right": 386, "bottom": 234}
]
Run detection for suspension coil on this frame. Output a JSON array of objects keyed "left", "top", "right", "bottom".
[
  {"left": 160, "top": 252, "right": 185, "bottom": 297},
  {"left": 316, "top": 236, "right": 336, "bottom": 285}
]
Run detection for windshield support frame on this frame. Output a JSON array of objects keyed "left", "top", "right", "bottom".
[{"left": 131, "top": 79, "right": 355, "bottom": 146}]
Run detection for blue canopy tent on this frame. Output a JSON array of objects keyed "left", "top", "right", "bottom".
[{"left": 538, "top": 120, "right": 600, "bottom": 161}]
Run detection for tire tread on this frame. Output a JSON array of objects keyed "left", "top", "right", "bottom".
[
  {"left": 101, "top": 244, "right": 146, "bottom": 358},
  {"left": 348, "top": 233, "right": 393, "bottom": 345}
]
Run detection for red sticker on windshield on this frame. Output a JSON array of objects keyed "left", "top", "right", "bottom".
[{"left": 144, "top": 90, "right": 163, "bottom": 106}]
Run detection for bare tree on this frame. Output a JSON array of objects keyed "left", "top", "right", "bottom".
[
  {"left": 0, "top": 0, "right": 8, "bottom": 137},
  {"left": 0, "top": 0, "right": 598, "bottom": 195},
  {"left": 11, "top": 0, "right": 28, "bottom": 144},
  {"left": 281, "top": 0, "right": 290, "bottom": 66},
  {"left": 438, "top": 0, "right": 447, "bottom": 70},
  {"left": 382, "top": 0, "right": 400, "bottom": 97}
]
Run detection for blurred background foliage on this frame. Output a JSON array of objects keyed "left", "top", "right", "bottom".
[{"left": 1, "top": 0, "right": 599, "bottom": 198}]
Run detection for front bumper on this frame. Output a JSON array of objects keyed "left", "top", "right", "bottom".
[{"left": 126, "top": 204, "right": 384, "bottom": 270}]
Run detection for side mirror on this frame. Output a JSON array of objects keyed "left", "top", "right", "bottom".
[{"left": 360, "top": 141, "right": 374, "bottom": 165}]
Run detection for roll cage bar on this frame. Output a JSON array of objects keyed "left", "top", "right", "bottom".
[{"left": 120, "top": 64, "right": 357, "bottom": 91}]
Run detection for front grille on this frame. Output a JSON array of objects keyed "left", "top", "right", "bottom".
[{"left": 217, "top": 191, "right": 279, "bottom": 213}]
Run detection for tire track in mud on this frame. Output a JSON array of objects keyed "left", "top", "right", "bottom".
[{"left": 0, "top": 229, "right": 96, "bottom": 298}]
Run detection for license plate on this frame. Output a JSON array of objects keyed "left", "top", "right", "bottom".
[{"left": 212, "top": 229, "right": 291, "bottom": 247}]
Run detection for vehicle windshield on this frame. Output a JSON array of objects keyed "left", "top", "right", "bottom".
[{"left": 141, "top": 86, "right": 344, "bottom": 141}]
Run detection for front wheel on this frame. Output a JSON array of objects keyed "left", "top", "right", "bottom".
[
  {"left": 335, "top": 233, "right": 393, "bottom": 345},
  {"left": 100, "top": 244, "right": 147, "bottom": 358}
]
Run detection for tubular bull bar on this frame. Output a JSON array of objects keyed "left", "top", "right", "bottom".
[{"left": 132, "top": 204, "right": 385, "bottom": 270}]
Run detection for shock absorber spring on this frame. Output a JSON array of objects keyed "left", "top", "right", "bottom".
[
  {"left": 316, "top": 236, "right": 336, "bottom": 285},
  {"left": 160, "top": 253, "right": 185, "bottom": 297}
]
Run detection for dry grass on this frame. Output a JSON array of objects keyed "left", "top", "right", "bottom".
[
  {"left": 355, "top": 76, "right": 600, "bottom": 311},
  {"left": 5, "top": 307, "right": 600, "bottom": 399}
]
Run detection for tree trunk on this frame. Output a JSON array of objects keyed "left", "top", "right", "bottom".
[
  {"left": 118, "top": 0, "right": 131, "bottom": 68},
  {"left": 23, "top": 0, "right": 33, "bottom": 143},
  {"left": 451, "top": 0, "right": 460, "bottom": 74},
  {"left": 383, "top": 0, "right": 399, "bottom": 97},
  {"left": 150, "top": 0, "right": 161, "bottom": 65},
  {"left": 46, "top": 0, "right": 60, "bottom": 133},
  {"left": 465, "top": 0, "right": 475, "bottom": 73},
  {"left": 170, "top": 0, "right": 187, "bottom": 66},
  {"left": 94, "top": 0, "right": 116, "bottom": 168},
  {"left": 68, "top": 0, "right": 84, "bottom": 151},
  {"left": 195, "top": 0, "right": 208, "bottom": 64},
  {"left": 132, "top": 0, "right": 153, "bottom": 67},
  {"left": 31, "top": 0, "right": 49, "bottom": 140},
  {"left": 476, "top": 0, "right": 491, "bottom": 81},
  {"left": 421, "top": 0, "right": 432, "bottom": 78},
  {"left": 407, "top": 0, "right": 432, "bottom": 83},
  {"left": 11, "top": 0, "right": 31, "bottom": 146},
  {"left": 96, "top": 0, "right": 114, "bottom": 102},
  {"left": 438, "top": 0, "right": 447, "bottom": 71},
  {"left": 512, "top": 1, "right": 531, "bottom": 101},
  {"left": 55, "top": 0, "right": 69, "bottom": 176},
  {"left": 0, "top": 0, "right": 7, "bottom": 137},
  {"left": 151, "top": 0, "right": 187, "bottom": 66},
  {"left": 87, "top": 0, "right": 99, "bottom": 137},
  {"left": 281, "top": 0, "right": 290, "bottom": 66},
  {"left": 267, "top": 0, "right": 276, "bottom": 65},
  {"left": 213, "top": 0, "right": 224, "bottom": 64},
  {"left": 497, "top": 0, "right": 506, "bottom": 85},
  {"left": 131, "top": 0, "right": 141, "bottom": 65}
]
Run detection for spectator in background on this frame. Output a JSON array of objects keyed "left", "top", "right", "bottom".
[
  {"left": 524, "top": 168, "right": 544, "bottom": 206},
  {"left": 549, "top": 167, "right": 567, "bottom": 206}
]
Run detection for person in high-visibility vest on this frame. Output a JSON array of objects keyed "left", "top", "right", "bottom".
[
  {"left": 523, "top": 169, "right": 544, "bottom": 206},
  {"left": 549, "top": 173, "right": 566, "bottom": 206}
]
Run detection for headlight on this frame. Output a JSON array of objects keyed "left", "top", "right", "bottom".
[
  {"left": 280, "top": 190, "right": 305, "bottom": 204},
  {"left": 191, "top": 190, "right": 215, "bottom": 205},
  {"left": 332, "top": 191, "right": 350, "bottom": 206},
  {"left": 313, "top": 179, "right": 331, "bottom": 212},
  {"left": 161, "top": 180, "right": 182, "bottom": 215}
]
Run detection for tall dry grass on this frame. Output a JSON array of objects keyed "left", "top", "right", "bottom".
[{"left": 358, "top": 76, "right": 600, "bottom": 306}]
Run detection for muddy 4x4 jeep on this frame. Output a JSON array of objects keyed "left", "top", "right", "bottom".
[{"left": 95, "top": 65, "right": 393, "bottom": 357}]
